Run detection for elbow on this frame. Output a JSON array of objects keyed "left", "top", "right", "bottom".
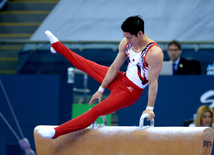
[
  {"left": 149, "top": 80, "right": 158, "bottom": 87},
  {"left": 110, "top": 64, "right": 120, "bottom": 72}
]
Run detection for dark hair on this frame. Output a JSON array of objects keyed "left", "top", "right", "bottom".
[
  {"left": 168, "top": 40, "right": 181, "bottom": 50},
  {"left": 121, "top": 15, "right": 144, "bottom": 36}
]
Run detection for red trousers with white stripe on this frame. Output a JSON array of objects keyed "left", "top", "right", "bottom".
[{"left": 51, "top": 41, "right": 143, "bottom": 139}]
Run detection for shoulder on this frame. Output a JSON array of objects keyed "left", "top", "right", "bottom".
[
  {"left": 119, "top": 38, "right": 128, "bottom": 53},
  {"left": 180, "top": 57, "right": 187, "bottom": 62},
  {"left": 180, "top": 57, "right": 191, "bottom": 64},
  {"left": 146, "top": 45, "right": 163, "bottom": 64},
  {"left": 179, "top": 58, "right": 192, "bottom": 70},
  {"left": 149, "top": 45, "right": 163, "bottom": 55}
]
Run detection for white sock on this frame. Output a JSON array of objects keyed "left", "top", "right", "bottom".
[
  {"left": 50, "top": 47, "right": 57, "bottom": 53},
  {"left": 45, "top": 30, "right": 58, "bottom": 53},
  {"left": 38, "top": 128, "right": 56, "bottom": 138},
  {"left": 45, "top": 30, "right": 59, "bottom": 44}
]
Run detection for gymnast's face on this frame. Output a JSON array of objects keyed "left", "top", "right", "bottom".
[
  {"left": 201, "top": 111, "right": 212, "bottom": 127},
  {"left": 123, "top": 31, "right": 143, "bottom": 46}
]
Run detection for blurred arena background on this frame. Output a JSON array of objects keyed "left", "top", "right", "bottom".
[{"left": 0, "top": 0, "right": 214, "bottom": 154}]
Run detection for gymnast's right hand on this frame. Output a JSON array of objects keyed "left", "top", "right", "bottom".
[{"left": 89, "top": 90, "right": 103, "bottom": 106}]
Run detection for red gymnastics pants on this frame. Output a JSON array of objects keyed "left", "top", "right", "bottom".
[{"left": 51, "top": 41, "right": 144, "bottom": 139}]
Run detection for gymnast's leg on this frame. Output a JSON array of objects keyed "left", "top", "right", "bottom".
[
  {"left": 39, "top": 31, "right": 143, "bottom": 139},
  {"left": 39, "top": 85, "right": 141, "bottom": 139},
  {"left": 38, "top": 31, "right": 120, "bottom": 138},
  {"left": 45, "top": 30, "right": 108, "bottom": 84}
]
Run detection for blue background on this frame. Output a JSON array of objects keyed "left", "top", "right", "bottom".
[
  {"left": 0, "top": 75, "right": 213, "bottom": 154},
  {"left": 0, "top": 75, "right": 72, "bottom": 155}
]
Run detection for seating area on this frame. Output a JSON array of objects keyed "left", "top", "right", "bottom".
[{"left": 0, "top": 0, "right": 59, "bottom": 74}]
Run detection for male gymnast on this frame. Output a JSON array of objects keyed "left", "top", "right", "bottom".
[{"left": 38, "top": 15, "right": 163, "bottom": 139}]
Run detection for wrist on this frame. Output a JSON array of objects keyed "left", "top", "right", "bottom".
[
  {"left": 98, "top": 86, "right": 105, "bottom": 93},
  {"left": 146, "top": 106, "right": 154, "bottom": 110}
]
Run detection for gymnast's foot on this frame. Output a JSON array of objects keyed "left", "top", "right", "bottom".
[
  {"left": 45, "top": 30, "right": 58, "bottom": 53},
  {"left": 38, "top": 128, "right": 56, "bottom": 138}
]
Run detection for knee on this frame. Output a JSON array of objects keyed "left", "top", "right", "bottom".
[{"left": 89, "top": 107, "right": 102, "bottom": 118}]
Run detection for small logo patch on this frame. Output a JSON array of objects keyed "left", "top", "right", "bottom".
[
  {"left": 203, "top": 140, "right": 212, "bottom": 147},
  {"left": 127, "top": 87, "right": 134, "bottom": 92}
]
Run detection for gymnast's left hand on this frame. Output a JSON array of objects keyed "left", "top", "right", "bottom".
[
  {"left": 88, "top": 90, "right": 103, "bottom": 106},
  {"left": 142, "top": 109, "right": 155, "bottom": 121}
]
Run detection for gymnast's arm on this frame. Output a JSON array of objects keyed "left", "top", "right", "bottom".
[
  {"left": 143, "top": 46, "right": 163, "bottom": 121},
  {"left": 88, "top": 38, "right": 128, "bottom": 106}
]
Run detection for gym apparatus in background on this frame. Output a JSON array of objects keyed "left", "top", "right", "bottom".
[
  {"left": 34, "top": 114, "right": 214, "bottom": 155},
  {"left": 0, "top": 79, "right": 35, "bottom": 155}
]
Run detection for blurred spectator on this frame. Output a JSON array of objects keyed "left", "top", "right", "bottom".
[
  {"left": 166, "top": 40, "right": 201, "bottom": 75},
  {"left": 189, "top": 105, "right": 214, "bottom": 129},
  {"left": 191, "top": 59, "right": 201, "bottom": 75}
]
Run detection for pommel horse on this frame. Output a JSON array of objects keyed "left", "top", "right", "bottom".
[{"left": 34, "top": 114, "right": 214, "bottom": 155}]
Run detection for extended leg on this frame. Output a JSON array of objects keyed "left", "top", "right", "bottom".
[
  {"left": 45, "top": 30, "right": 109, "bottom": 84},
  {"left": 39, "top": 74, "right": 144, "bottom": 139},
  {"left": 41, "top": 88, "right": 136, "bottom": 139}
]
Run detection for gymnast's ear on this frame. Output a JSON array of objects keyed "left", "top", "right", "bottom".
[{"left": 137, "top": 31, "right": 144, "bottom": 37}]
